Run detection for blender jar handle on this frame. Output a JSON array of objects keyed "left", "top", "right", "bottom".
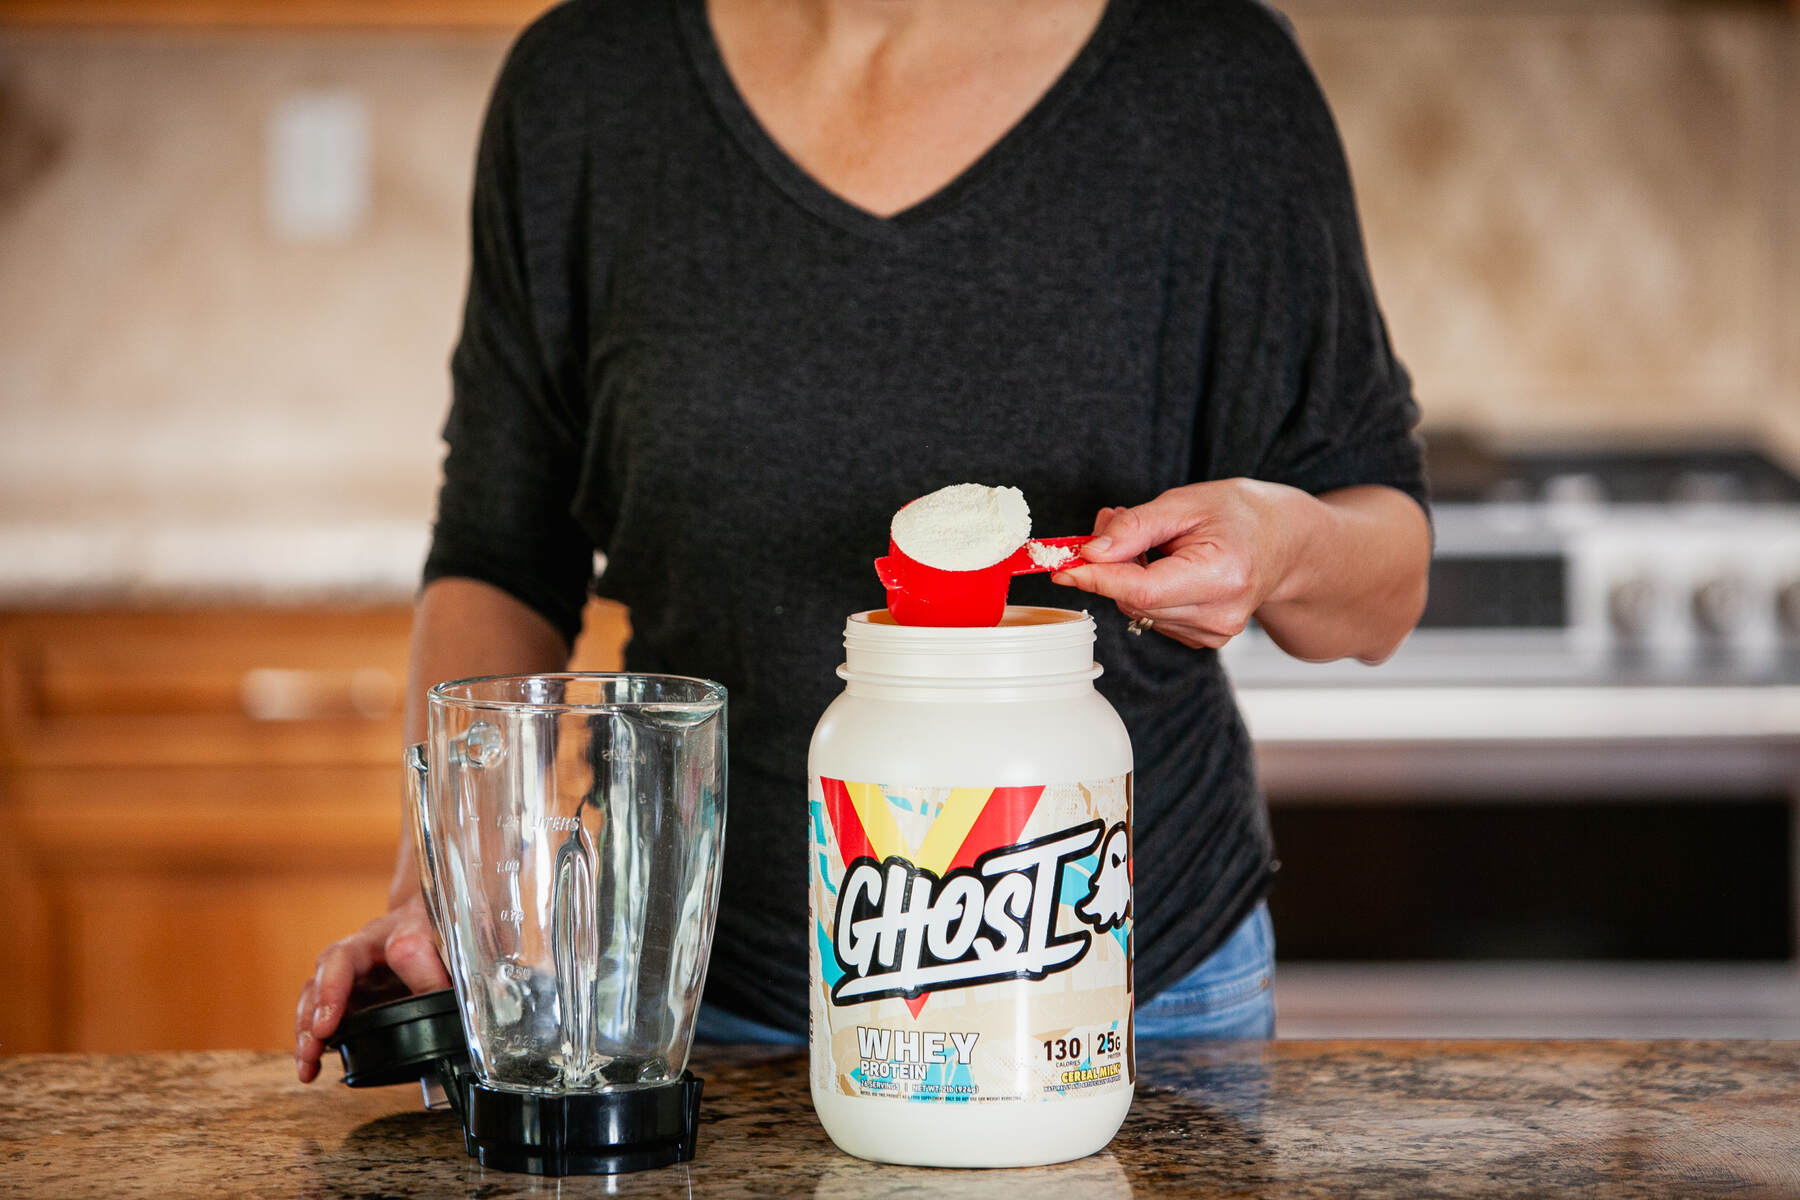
[{"left": 405, "top": 742, "right": 451, "bottom": 957}]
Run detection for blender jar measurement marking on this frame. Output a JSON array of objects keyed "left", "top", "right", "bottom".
[{"left": 601, "top": 748, "right": 650, "bottom": 766}]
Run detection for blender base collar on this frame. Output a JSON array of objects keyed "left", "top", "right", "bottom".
[{"left": 464, "top": 1074, "right": 704, "bottom": 1176}]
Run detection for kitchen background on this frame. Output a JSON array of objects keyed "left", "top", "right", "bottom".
[{"left": 1, "top": 0, "right": 1796, "bottom": 1053}]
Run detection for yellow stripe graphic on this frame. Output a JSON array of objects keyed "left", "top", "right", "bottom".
[
  {"left": 913, "top": 787, "right": 993, "bottom": 876},
  {"left": 846, "top": 779, "right": 906, "bottom": 863}
]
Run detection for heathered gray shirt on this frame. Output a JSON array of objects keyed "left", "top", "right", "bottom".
[{"left": 424, "top": 0, "right": 1427, "bottom": 1033}]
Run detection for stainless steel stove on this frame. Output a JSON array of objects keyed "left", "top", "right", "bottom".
[
  {"left": 1229, "top": 436, "right": 1800, "bottom": 691},
  {"left": 1222, "top": 433, "right": 1800, "bottom": 1038}
]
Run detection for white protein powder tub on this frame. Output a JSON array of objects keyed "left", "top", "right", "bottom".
[{"left": 807, "top": 606, "right": 1135, "bottom": 1167}]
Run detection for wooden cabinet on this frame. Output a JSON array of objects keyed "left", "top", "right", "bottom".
[
  {"left": 0, "top": 1, "right": 552, "bottom": 28},
  {"left": 0, "top": 599, "right": 628, "bottom": 1054}
]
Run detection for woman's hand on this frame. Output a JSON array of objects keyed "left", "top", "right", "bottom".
[
  {"left": 1050, "top": 479, "right": 1298, "bottom": 650},
  {"left": 294, "top": 892, "right": 450, "bottom": 1083},
  {"left": 1051, "top": 479, "right": 1429, "bottom": 662}
]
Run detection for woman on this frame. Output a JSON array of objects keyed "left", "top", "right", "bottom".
[{"left": 295, "top": 0, "right": 1429, "bottom": 1081}]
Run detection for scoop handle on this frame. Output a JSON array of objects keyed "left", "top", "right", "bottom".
[{"left": 1009, "top": 536, "right": 1093, "bottom": 575}]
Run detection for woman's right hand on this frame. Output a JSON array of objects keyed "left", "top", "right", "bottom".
[{"left": 294, "top": 891, "right": 451, "bottom": 1083}]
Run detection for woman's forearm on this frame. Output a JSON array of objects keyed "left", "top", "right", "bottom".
[
  {"left": 1253, "top": 483, "right": 1430, "bottom": 664},
  {"left": 387, "top": 577, "right": 573, "bottom": 906}
]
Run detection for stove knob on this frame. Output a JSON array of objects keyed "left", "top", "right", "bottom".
[
  {"left": 1692, "top": 576, "right": 1746, "bottom": 638},
  {"left": 1777, "top": 580, "right": 1800, "bottom": 638},
  {"left": 1608, "top": 577, "right": 1657, "bottom": 639}
]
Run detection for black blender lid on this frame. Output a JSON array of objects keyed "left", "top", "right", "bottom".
[{"left": 325, "top": 988, "right": 467, "bottom": 1087}]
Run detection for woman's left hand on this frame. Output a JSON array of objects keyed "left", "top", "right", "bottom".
[
  {"left": 1050, "top": 479, "right": 1300, "bottom": 650},
  {"left": 1051, "top": 478, "right": 1431, "bottom": 662}
]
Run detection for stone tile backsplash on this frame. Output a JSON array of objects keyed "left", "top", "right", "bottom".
[
  {"left": 0, "top": 4, "right": 1795, "bottom": 531},
  {"left": 1291, "top": 3, "right": 1799, "bottom": 459},
  {"left": 0, "top": 32, "right": 507, "bottom": 526}
]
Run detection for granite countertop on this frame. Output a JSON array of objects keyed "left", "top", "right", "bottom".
[{"left": 3, "top": 1041, "right": 1798, "bottom": 1198}]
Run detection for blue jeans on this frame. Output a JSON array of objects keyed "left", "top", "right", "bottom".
[
  {"left": 1135, "top": 901, "right": 1276, "bottom": 1039},
  {"left": 694, "top": 996, "right": 806, "bottom": 1045},
  {"left": 695, "top": 901, "right": 1276, "bottom": 1043}
]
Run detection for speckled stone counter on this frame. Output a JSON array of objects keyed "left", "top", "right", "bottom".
[{"left": 3, "top": 1041, "right": 1798, "bottom": 1198}]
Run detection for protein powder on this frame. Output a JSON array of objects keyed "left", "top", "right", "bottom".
[{"left": 890, "top": 483, "right": 1032, "bottom": 571}]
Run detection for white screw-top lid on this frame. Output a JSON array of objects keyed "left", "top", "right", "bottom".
[{"left": 840, "top": 606, "right": 1100, "bottom": 684}]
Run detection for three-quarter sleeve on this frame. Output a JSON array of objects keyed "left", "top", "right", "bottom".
[
  {"left": 422, "top": 23, "right": 595, "bottom": 645},
  {"left": 1194, "top": 22, "right": 1428, "bottom": 515}
]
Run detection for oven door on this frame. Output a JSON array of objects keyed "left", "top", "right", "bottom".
[{"left": 1239, "top": 684, "right": 1800, "bottom": 1037}]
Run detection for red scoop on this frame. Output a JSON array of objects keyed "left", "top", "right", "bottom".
[{"left": 874, "top": 536, "right": 1092, "bottom": 627}]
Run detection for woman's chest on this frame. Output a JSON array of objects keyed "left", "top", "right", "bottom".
[{"left": 584, "top": 213, "right": 1187, "bottom": 506}]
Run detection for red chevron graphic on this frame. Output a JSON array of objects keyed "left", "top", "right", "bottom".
[{"left": 821, "top": 776, "right": 874, "bottom": 866}]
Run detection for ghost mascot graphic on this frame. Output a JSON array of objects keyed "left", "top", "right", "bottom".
[
  {"left": 830, "top": 816, "right": 1133, "bottom": 1006},
  {"left": 1076, "top": 824, "right": 1131, "bottom": 934}
]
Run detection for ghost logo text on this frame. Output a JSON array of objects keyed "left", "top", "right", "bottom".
[{"left": 830, "top": 820, "right": 1111, "bottom": 1005}]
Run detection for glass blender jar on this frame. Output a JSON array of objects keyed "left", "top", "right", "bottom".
[{"left": 329, "top": 673, "right": 726, "bottom": 1176}]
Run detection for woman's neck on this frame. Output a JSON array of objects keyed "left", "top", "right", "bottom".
[{"left": 705, "top": 0, "right": 1108, "bottom": 217}]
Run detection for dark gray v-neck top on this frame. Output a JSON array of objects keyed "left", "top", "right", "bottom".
[{"left": 424, "top": 0, "right": 1426, "bottom": 1033}]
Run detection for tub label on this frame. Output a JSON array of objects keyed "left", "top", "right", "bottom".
[{"left": 808, "top": 775, "right": 1133, "bottom": 1104}]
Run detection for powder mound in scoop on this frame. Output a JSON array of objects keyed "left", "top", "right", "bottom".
[{"left": 891, "top": 483, "right": 1032, "bottom": 571}]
